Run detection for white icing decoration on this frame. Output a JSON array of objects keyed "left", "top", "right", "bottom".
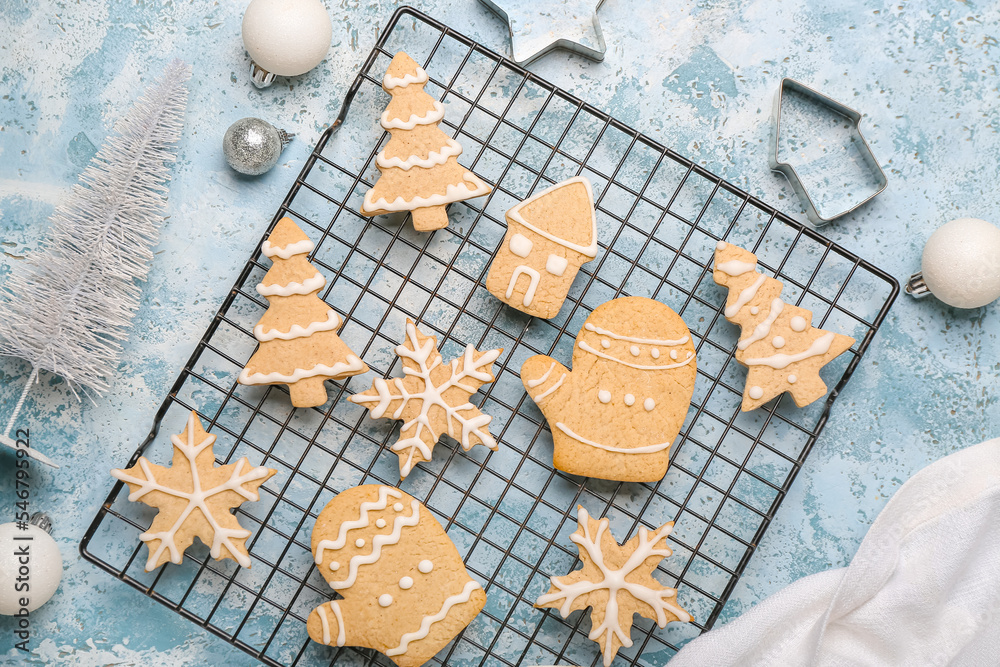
[
  {"left": 532, "top": 373, "right": 566, "bottom": 403},
  {"left": 624, "top": 394, "right": 635, "bottom": 406},
  {"left": 601, "top": 339, "right": 611, "bottom": 349},
  {"left": 379, "top": 594, "right": 393, "bottom": 607},
  {"left": 669, "top": 350, "right": 678, "bottom": 360},
  {"left": 509, "top": 233, "right": 533, "bottom": 258},
  {"left": 330, "top": 561, "right": 340, "bottom": 571},
  {"left": 744, "top": 332, "right": 836, "bottom": 369},
  {"left": 598, "top": 390, "right": 611, "bottom": 404},
  {"left": 375, "top": 518, "right": 387, "bottom": 528},
  {"left": 630, "top": 345, "right": 640, "bottom": 356},
  {"left": 380, "top": 100, "right": 445, "bottom": 131},
  {"left": 393, "top": 502, "right": 404, "bottom": 512},
  {"left": 386, "top": 580, "right": 482, "bottom": 657},
  {"left": 737, "top": 298, "right": 784, "bottom": 351},
  {"left": 351, "top": 322, "right": 500, "bottom": 476},
  {"left": 555, "top": 423, "right": 673, "bottom": 454},
  {"left": 318, "top": 601, "right": 346, "bottom": 646},
  {"left": 384, "top": 65, "right": 429, "bottom": 90},
  {"left": 546, "top": 253, "right": 568, "bottom": 276},
  {"left": 376, "top": 137, "right": 462, "bottom": 170},
  {"left": 751, "top": 306, "right": 760, "bottom": 315},
  {"left": 788, "top": 374, "right": 798, "bottom": 383},
  {"left": 507, "top": 176, "right": 598, "bottom": 257},
  {"left": 256, "top": 271, "right": 325, "bottom": 297},
  {"left": 109, "top": 413, "right": 272, "bottom": 570},
  {"left": 651, "top": 349, "right": 660, "bottom": 359},
  {"left": 536, "top": 506, "right": 690, "bottom": 667},
  {"left": 418, "top": 559, "right": 433, "bottom": 573},
  {"left": 318, "top": 604, "right": 331, "bottom": 644},
  {"left": 749, "top": 386, "right": 764, "bottom": 400},
  {"left": 644, "top": 398, "right": 655, "bottom": 411},
  {"left": 321, "top": 498, "right": 422, "bottom": 590},
  {"left": 716, "top": 241, "right": 728, "bottom": 250},
  {"left": 790, "top": 315, "right": 808, "bottom": 332},
  {"left": 399, "top": 576, "right": 414, "bottom": 590},
  {"left": 355, "top": 538, "right": 365, "bottom": 548},
  {"left": 772, "top": 336, "right": 785, "bottom": 348},
  {"left": 724, "top": 274, "right": 767, "bottom": 317},
  {"left": 314, "top": 486, "right": 399, "bottom": 563},
  {"left": 506, "top": 265, "right": 541, "bottom": 306},
  {"left": 578, "top": 341, "right": 695, "bottom": 371},
  {"left": 527, "top": 362, "right": 555, "bottom": 388},
  {"left": 363, "top": 174, "right": 491, "bottom": 213},
  {"left": 715, "top": 259, "right": 757, "bottom": 277},
  {"left": 262, "top": 238, "right": 314, "bottom": 260},
  {"left": 584, "top": 322, "right": 689, "bottom": 346},
  {"left": 239, "top": 355, "right": 365, "bottom": 385},
  {"left": 253, "top": 310, "right": 341, "bottom": 342}
]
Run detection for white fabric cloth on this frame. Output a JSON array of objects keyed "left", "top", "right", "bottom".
[{"left": 671, "top": 438, "right": 1000, "bottom": 667}]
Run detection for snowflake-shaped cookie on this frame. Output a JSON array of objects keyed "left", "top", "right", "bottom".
[
  {"left": 111, "top": 411, "right": 277, "bottom": 571},
  {"left": 350, "top": 320, "right": 501, "bottom": 478},
  {"left": 537, "top": 506, "right": 691, "bottom": 666}
]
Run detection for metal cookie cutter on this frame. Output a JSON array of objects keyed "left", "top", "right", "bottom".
[
  {"left": 479, "top": 0, "right": 608, "bottom": 65},
  {"left": 768, "top": 78, "right": 887, "bottom": 226}
]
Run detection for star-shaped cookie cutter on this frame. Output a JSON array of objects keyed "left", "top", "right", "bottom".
[
  {"left": 769, "top": 78, "right": 887, "bottom": 226},
  {"left": 479, "top": 0, "right": 608, "bottom": 65}
]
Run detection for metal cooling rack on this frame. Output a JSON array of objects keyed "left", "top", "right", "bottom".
[{"left": 81, "top": 7, "right": 898, "bottom": 667}]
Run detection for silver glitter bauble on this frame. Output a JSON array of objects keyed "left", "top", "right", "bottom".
[{"left": 223, "top": 117, "right": 293, "bottom": 175}]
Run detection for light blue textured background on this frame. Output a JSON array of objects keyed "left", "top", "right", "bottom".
[{"left": 2, "top": 0, "right": 999, "bottom": 664}]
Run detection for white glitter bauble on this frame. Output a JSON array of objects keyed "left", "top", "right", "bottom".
[
  {"left": 242, "top": 0, "right": 333, "bottom": 87},
  {"left": 0, "top": 519, "right": 62, "bottom": 615},
  {"left": 920, "top": 218, "right": 1000, "bottom": 308}
]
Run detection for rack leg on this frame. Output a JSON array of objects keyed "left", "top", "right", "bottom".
[{"left": 411, "top": 205, "right": 449, "bottom": 231}]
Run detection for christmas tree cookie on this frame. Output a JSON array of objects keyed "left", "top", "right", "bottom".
[
  {"left": 521, "top": 297, "right": 697, "bottom": 482},
  {"left": 361, "top": 51, "right": 492, "bottom": 232},
  {"left": 307, "top": 485, "right": 486, "bottom": 667},
  {"left": 485, "top": 176, "right": 598, "bottom": 319},
  {"left": 536, "top": 506, "right": 690, "bottom": 667},
  {"left": 713, "top": 241, "right": 855, "bottom": 410},
  {"left": 110, "top": 411, "right": 276, "bottom": 571},
  {"left": 239, "top": 217, "right": 368, "bottom": 407},
  {"left": 350, "top": 321, "right": 501, "bottom": 479}
]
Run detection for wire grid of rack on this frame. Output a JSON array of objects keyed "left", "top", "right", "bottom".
[{"left": 81, "top": 7, "right": 898, "bottom": 667}]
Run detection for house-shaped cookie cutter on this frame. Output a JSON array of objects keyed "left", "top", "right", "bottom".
[{"left": 769, "top": 78, "right": 887, "bottom": 226}]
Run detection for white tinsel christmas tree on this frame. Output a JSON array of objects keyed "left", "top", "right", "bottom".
[{"left": 0, "top": 60, "right": 191, "bottom": 466}]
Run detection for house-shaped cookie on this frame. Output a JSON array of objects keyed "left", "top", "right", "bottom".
[{"left": 486, "top": 176, "right": 598, "bottom": 319}]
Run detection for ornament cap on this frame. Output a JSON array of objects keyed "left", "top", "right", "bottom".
[
  {"left": 29, "top": 512, "right": 53, "bottom": 534},
  {"left": 249, "top": 61, "right": 276, "bottom": 89},
  {"left": 905, "top": 272, "right": 932, "bottom": 299}
]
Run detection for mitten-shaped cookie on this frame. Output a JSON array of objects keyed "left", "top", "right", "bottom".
[
  {"left": 521, "top": 297, "right": 696, "bottom": 482},
  {"left": 307, "top": 485, "right": 486, "bottom": 667}
]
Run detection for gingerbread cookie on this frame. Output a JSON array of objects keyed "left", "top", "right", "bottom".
[
  {"left": 713, "top": 241, "right": 855, "bottom": 410},
  {"left": 361, "top": 51, "right": 492, "bottom": 232},
  {"left": 521, "top": 297, "right": 696, "bottom": 482},
  {"left": 485, "top": 176, "right": 598, "bottom": 319},
  {"left": 307, "top": 485, "right": 486, "bottom": 667},
  {"left": 110, "top": 411, "right": 276, "bottom": 571},
  {"left": 350, "top": 321, "right": 501, "bottom": 479},
  {"left": 536, "top": 506, "right": 690, "bottom": 667},
  {"left": 239, "top": 217, "right": 369, "bottom": 408}
]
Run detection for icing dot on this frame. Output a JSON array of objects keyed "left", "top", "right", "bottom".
[
  {"left": 772, "top": 336, "right": 785, "bottom": 348},
  {"left": 379, "top": 594, "right": 393, "bottom": 607},
  {"left": 329, "top": 561, "right": 340, "bottom": 571},
  {"left": 624, "top": 394, "right": 635, "bottom": 406},
  {"left": 716, "top": 240, "right": 728, "bottom": 250},
  {"left": 749, "top": 386, "right": 764, "bottom": 400},
  {"left": 418, "top": 560, "right": 433, "bottom": 574},
  {"left": 598, "top": 389, "right": 611, "bottom": 404},
  {"left": 375, "top": 518, "right": 387, "bottom": 528},
  {"left": 399, "top": 576, "right": 414, "bottom": 590},
  {"left": 651, "top": 348, "right": 660, "bottom": 359},
  {"left": 644, "top": 398, "right": 655, "bottom": 411},
  {"left": 686, "top": 351, "right": 693, "bottom": 358},
  {"left": 630, "top": 345, "right": 640, "bottom": 356},
  {"left": 601, "top": 338, "right": 611, "bottom": 349},
  {"left": 790, "top": 316, "right": 808, "bottom": 332},
  {"left": 393, "top": 503, "right": 404, "bottom": 512},
  {"left": 750, "top": 306, "right": 760, "bottom": 315},
  {"left": 788, "top": 374, "right": 798, "bottom": 384},
  {"left": 355, "top": 538, "right": 365, "bottom": 548},
  {"left": 669, "top": 350, "right": 678, "bottom": 360}
]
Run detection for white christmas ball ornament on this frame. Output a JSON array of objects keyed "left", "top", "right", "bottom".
[
  {"left": 0, "top": 516, "right": 62, "bottom": 615},
  {"left": 242, "top": 0, "right": 333, "bottom": 88},
  {"left": 907, "top": 218, "right": 1000, "bottom": 308}
]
